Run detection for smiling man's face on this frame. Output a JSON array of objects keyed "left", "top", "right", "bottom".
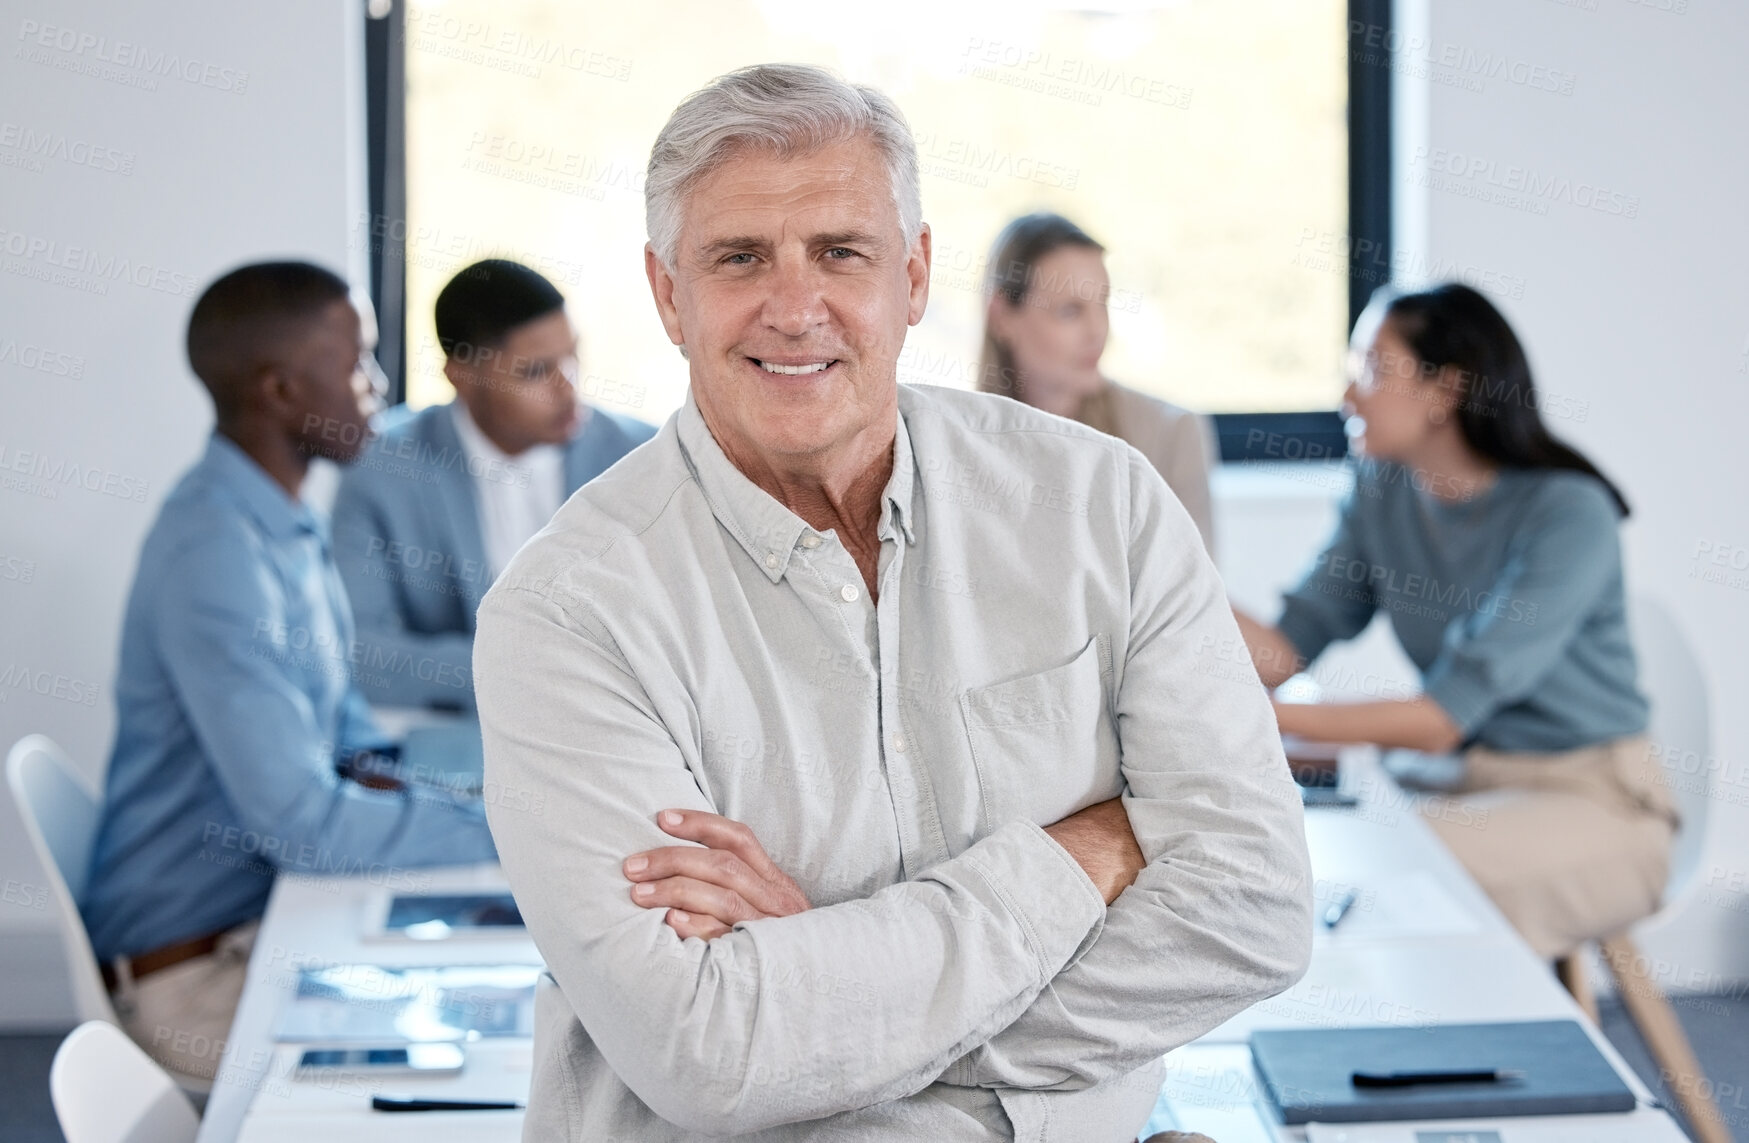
[{"left": 646, "top": 135, "right": 929, "bottom": 471}]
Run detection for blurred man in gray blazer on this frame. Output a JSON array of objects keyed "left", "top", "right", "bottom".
[{"left": 332, "top": 260, "right": 655, "bottom": 710}]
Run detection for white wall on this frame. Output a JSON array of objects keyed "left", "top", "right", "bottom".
[
  {"left": 0, "top": 0, "right": 366, "bottom": 1028},
  {"left": 1383, "top": 0, "right": 1749, "bottom": 987}
]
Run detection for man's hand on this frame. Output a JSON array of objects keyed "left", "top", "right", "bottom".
[
  {"left": 623, "top": 809, "right": 812, "bottom": 939},
  {"left": 1043, "top": 797, "right": 1146, "bottom": 905}
]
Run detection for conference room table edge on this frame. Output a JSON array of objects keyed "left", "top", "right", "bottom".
[{"left": 195, "top": 746, "right": 1677, "bottom": 1143}]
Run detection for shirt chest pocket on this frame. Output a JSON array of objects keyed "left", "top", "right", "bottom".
[{"left": 960, "top": 635, "right": 1121, "bottom": 832}]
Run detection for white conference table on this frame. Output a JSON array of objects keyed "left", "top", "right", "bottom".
[
  {"left": 1135, "top": 750, "right": 1686, "bottom": 1141},
  {"left": 199, "top": 748, "right": 1685, "bottom": 1142},
  {"left": 198, "top": 862, "right": 534, "bottom": 1143}
]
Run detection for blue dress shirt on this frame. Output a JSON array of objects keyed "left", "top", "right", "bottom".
[{"left": 82, "top": 434, "right": 497, "bottom": 962}]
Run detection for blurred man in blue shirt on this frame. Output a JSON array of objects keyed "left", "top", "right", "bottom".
[
  {"left": 331, "top": 260, "right": 655, "bottom": 711},
  {"left": 81, "top": 261, "right": 497, "bottom": 1093}
]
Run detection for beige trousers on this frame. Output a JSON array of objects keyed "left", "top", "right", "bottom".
[
  {"left": 110, "top": 920, "right": 258, "bottom": 1097},
  {"left": 1423, "top": 735, "right": 1677, "bottom": 959}
]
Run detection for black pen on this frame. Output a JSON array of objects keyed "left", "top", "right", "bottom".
[
  {"left": 1322, "top": 887, "right": 1359, "bottom": 930},
  {"left": 1352, "top": 1068, "right": 1526, "bottom": 1088},
  {"left": 372, "top": 1095, "right": 525, "bottom": 1112}
]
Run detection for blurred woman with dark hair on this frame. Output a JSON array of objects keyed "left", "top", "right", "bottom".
[
  {"left": 1236, "top": 282, "right": 1675, "bottom": 961},
  {"left": 979, "top": 212, "right": 1219, "bottom": 554}
]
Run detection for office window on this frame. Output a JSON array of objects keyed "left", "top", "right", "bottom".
[{"left": 394, "top": 1, "right": 1350, "bottom": 426}]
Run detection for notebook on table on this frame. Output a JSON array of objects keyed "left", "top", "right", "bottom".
[{"left": 1250, "top": 1020, "right": 1636, "bottom": 1125}]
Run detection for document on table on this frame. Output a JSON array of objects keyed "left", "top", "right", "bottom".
[
  {"left": 1305, "top": 1107, "right": 1686, "bottom": 1142},
  {"left": 1151, "top": 1043, "right": 1298, "bottom": 1143},
  {"left": 273, "top": 963, "right": 542, "bottom": 1043},
  {"left": 363, "top": 891, "right": 524, "bottom": 941}
]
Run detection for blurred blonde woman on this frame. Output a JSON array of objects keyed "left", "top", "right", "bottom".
[{"left": 978, "top": 212, "right": 1218, "bottom": 554}]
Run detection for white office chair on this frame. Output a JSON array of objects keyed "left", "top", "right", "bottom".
[
  {"left": 50, "top": 1020, "right": 198, "bottom": 1143},
  {"left": 6, "top": 734, "right": 117, "bottom": 1026},
  {"left": 1629, "top": 595, "right": 1713, "bottom": 913},
  {"left": 1556, "top": 596, "right": 1728, "bottom": 1143}
]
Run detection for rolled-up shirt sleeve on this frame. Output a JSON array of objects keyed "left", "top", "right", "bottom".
[
  {"left": 475, "top": 579, "right": 1108, "bottom": 1136},
  {"left": 944, "top": 451, "right": 1314, "bottom": 1090},
  {"left": 1421, "top": 481, "right": 1621, "bottom": 738}
]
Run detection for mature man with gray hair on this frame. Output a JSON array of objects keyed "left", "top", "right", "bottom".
[{"left": 475, "top": 63, "right": 1311, "bottom": 1141}]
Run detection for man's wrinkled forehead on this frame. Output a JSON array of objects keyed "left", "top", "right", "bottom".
[{"left": 681, "top": 139, "right": 901, "bottom": 255}]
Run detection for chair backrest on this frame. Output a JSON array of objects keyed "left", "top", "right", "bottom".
[
  {"left": 1627, "top": 595, "right": 1712, "bottom": 904},
  {"left": 6, "top": 735, "right": 116, "bottom": 1025},
  {"left": 50, "top": 1021, "right": 198, "bottom": 1143}
]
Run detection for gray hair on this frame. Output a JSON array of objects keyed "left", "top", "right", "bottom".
[{"left": 645, "top": 63, "right": 922, "bottom": 269}]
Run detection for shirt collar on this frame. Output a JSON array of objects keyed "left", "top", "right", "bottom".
[
  {"left": 450, "top": 401, "right": 564, "bottom": 472},
  {"left": 677, "top": 390, "right": 916, "bottom": 584},
  {"left": 882, "top": 396, "right": 917, "bottom": 546},
  {"left": 200, "top": 432, "right": 321, "bottom": 543}
]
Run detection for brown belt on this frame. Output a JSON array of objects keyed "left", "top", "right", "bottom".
[{"left": 101, "top": 930, "right": 224, "bottom": 991}]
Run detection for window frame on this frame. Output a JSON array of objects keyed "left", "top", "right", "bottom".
[
  {"left": 364, "top": 0, "right": 408, "bottom": 405},
  {"left": 1212, "top": 0, "right": 1390, "bottom": 462}
]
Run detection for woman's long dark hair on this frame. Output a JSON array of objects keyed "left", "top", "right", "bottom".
[
  {"left": 1374, "top": 283, "right": 1630, "bottom": 517},
  {"left": 976, "top": 212, "right": 1104, "bottom": 400}
]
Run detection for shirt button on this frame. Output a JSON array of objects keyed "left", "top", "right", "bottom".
[
  {"left": 801, "top": 534, "right": 821, "bottom": 549},
  {"left": 893, "top": 734, "right": 908, "bottom": 753},
  {"left": 840, "top": 584, "right": 859, "bottom": 602},
  {"left": 764, "top": 554, "right": 779, "bottom": 569}
]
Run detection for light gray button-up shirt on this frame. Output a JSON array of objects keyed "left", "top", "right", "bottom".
[{"left": 475, "top": 383, "right": 1311, "bottom": 1142}]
